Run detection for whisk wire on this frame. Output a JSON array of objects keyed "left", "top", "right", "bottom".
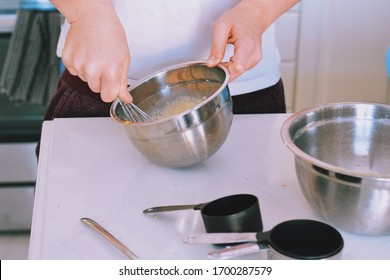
[{"left": 117, "top": 99, "right": 153, "bottom": 123}]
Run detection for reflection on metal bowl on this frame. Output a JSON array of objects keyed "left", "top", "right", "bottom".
[
  {"left": 110, "top": 61, "right": 233, "bottom": 168},
  {"left": 281, "top": 102, "right": 390, "bottom": 236}
]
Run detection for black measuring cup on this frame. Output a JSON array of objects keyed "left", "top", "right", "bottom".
[
  {"left": 143, "top": 194, "right": 263, "bottom": 233},
  {"left": 185, "top": 219, "right": 344, "bottom": 260}
]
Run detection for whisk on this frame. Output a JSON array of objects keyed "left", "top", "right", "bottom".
[{"left": 117, "top": 98, "right": 153, "bottom": 123}]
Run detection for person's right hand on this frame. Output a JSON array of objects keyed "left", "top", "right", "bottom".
[{"left": 61, "top": 10, "right": 132, "bottom": 103}]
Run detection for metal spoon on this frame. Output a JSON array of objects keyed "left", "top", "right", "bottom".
[
  {"left": 143, "top": 203, "right": 206, "bottom": 213},
  {"left": 80, "top": 217, "right": 139, "bottom": 260}
]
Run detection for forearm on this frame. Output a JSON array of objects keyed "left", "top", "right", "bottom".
[
  {"left": 241, "top": 0, "right": 300, "bottom": 31},
  {"left": 50, "top": 0, "right": 116, "bottom": 23}
]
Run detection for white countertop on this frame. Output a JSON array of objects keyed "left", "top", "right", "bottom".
[{"left": 28, "top": 114, "right": 390, "bottom": 259}]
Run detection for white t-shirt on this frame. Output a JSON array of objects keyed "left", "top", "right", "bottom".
[{"left": 56, "top": 0, "right": 281, "bottom": 96}]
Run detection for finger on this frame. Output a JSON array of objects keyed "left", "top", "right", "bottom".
[
  {"left": 67, "top": 66, "right": 87, "bottom": 83},
  {"left": 99, "top": 74, "right": 120, "bottom": 103},
  {"left": 118, "top": 57, "right": 132, "bottom": 103},
  {"left": 79, "top": 73, "right": 87, "bottom": 82},
  {"left": 227, "top": 38, "right": 262, "bottom": 81},
  {"left": 67, "top": 66, "right": 78, "bottom": 77},
  {"left": 207, "top": 21, "right": 229, "bottom": 68},
  {"left": 63, "top": 58, "right": 88, "bottom": 82},
  {"left": 118, "top": 84, "right": 132, "bottom": 104},
  {"left": 225, "top": 61, "right": 245, "bottom": 82},
  {"left": 86, "top": 76, "right": 102, "bottom": 94}
]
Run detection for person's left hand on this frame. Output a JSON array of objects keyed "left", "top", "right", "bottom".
[{"left": 206, "top": 1, "right": 266, "bottom": 81}]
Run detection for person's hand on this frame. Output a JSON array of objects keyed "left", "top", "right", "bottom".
[
  {"left": 207, "top": 0, "right": 266, "bottom": 82},
  {"left": 62, "top": 11, "right": 132, "bottom": 103}
]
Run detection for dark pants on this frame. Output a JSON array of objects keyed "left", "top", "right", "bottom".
[
  {"left": 43, "top": 69, "right": 286, "bottom": 121},
  {"left": 232, "top": 79, "right": 286, "bottom": 114}
]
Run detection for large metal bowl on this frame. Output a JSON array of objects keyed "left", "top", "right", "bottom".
[
  {"left": 281, "top": 102, "right": 390, "bottom": 235},
  {"left": 110, "top": 61, "right": 233, "bottom": 168}
]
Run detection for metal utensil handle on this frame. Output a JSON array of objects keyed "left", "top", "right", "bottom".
[
  {"left": 184, "top": 232, "right": 258, "bottom": 244},
  {"left": 81, "top": 217, "right": 139, "bottom": 260},
  {"left": 208, "top": 243, "right": 268, "bottom": 259},
  {"left": 143, "top": 204, "right": 202, "bottom": 213}
]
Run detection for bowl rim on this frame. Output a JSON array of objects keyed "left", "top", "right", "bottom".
[
  {"left": 110, "top": 60, "right": 230, "bottom": 126},
  {"left": 280, "top": 102, "right": 390, "bottom": 179}
]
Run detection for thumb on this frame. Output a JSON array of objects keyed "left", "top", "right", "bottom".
[
  {"left": 118, "top": 84, "right": 132, "bottom": 104},
  {"left": 207, "top": 25, "right": 229, "bottom": 67}
]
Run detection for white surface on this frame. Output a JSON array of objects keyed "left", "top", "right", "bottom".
[{"left": 28, "top": 115, "right": 390, "bottom": 260}]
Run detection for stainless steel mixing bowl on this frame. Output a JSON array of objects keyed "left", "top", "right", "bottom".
[
  {"left": 281, "top": 102, "right": 390, "bottom": 235},
  {"left": 110, "top": 61, "right": 233, "bottom": 168}
]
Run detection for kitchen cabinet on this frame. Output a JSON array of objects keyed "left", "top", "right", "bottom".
[
  {"left": 0, "top": 9, "right": 44, "bottom": 232},
  {"left": 276, "top": 3, "right": 300, "bottom": 112},
  {"left": 0, "top": 143, "right": 36, "bottom": 231},
  {"left": 297, "top": 0, "right": 390, "bottom": 111},
  {"left": 277, "top": 0, "right": 390, "bottom": 112}
]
